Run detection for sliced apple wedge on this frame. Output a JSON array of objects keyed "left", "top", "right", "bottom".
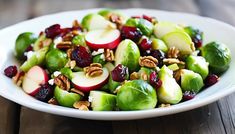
[
  {"left": 153, "top": 22, "right": 184, "bottom": 38},
  {"left": 22, "top": 66, "right": 48, "bottom": 96},
  {"left": 85, "top": 29, "right": 121, "bottom": 49},
  {"left": 162, "top": 31, "right": 195, "bottom": 55},
  {"left": 72, "top": 67, "right": 109, "bottom": 92}
]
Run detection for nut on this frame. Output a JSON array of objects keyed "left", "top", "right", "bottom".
[
  {"left": 65, "top": 60, "right": 76, "bottom": 69},
  {"left": 62, "top": 33, "right": 74, "bottom": 41},
  {"left": 163, "top": 58, "right": 185, "bottom": 65},
  {"left": 104, "top": 49, "right": 115, "bottom": 62},
  {"left": 139, "top": 56, "right": 158, "bottom": 68},
  {"left": 130, "top": 72, "right": 139, "bottom": 80},
  {"left": 56, "top": 41, "right": 72, "bottom": 49},
  {"left": 12, "top": 71, "right": 24, "bottom": 87},
  {"left": 70, "top": 88, "right": 85, "bottom": 96},
  {"left": 84, "top": 63, "right": 103, "bottom": 77},
  {"left": 109, "top": 13, "right": 123, "bottom": 30},
  {"left": 66, "top": 49, "right": 73, "bottom": 58},
  {"left": 158, "top": 104, "right": 171, "bottom": 108},
  {"left": 167, "top": 47, "right": 179, "bottom": 58},
  {"left": 73, "top": 101, "right": 90, "bottom": 111},
  {"left": 72, "top": 30, "right": 79, "bottom": 36},
  {"left": 72, "top": 20, "right": 81, "bottom": 28},
  {"left": 54, "top": 74, "right": 70, "bottom": 91},
  {"left": 174, "top": 69, "right": 183, "bottom": 82},
  {"left": 48, "top": 98, "right": 58, "bottom": 105},
  {"left": 140, "top": 72, "right": 148, "bottom": 81}
]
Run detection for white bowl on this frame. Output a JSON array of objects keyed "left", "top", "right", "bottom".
[{"left": 0, "top": 8, "right": 235, "bottom": 120}]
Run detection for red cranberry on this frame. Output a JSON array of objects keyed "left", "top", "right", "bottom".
[
  {"left": 192, "top": 34, "right": 203, "bottom": 48},
  {"left": 71, "top": 46, "right": 92, "bottom": 67},
  {"left": 205, "top": 74, "right": 219, "bottom": 87},
  {"left": 139, "top": 37, "right": 152, "bottom": 51},
  {"left": 183, "top": 91, "right": 196, "bottom": 101},
  {"left": 150, "top": 71, "right": 162, "bottom": 89},
  {"left": 111, "top": 64, "right": 129, "bottom": 82},
  {"left": 60, "top": 28, "right": 72, "bottom": 37},
  {"left": 45, "top": 24, "right": 62, "bottom": 39},
  {"left": 25, "top": 45, "right": 33, "bottom": 52},
  {"left": 121, "top": 26, "right": 142, "bottom": 42},
  {"left": 142, "top": 15, "right": 152, "bottom": 22},
  {"left": 150, "top": 50, "right": 165, "bottom": 67},
  {"left": 4, "top": 65, "right": 17, "bottom": 78},
  {"left": 35, "top": 84, "right": 53, "bottom": 102}
]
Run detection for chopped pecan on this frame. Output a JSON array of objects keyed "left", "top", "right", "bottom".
[
  {"left": 174, "top": 69, "right": 183, "bottom": 82},
  {"left": 158, "top": 104, "right": 171, "bottom": 108},
  {"left": 104, "top": 49, "right": 115, "bottom": 62},
  {"left": 167, "top": 47, "right": 179, "bottom": 58},
  {"left": 109, "top": 13, "right": 123, "bottom": 30},
  {"left": 62, "top": 33, "right": 74, "bottom": 41},
  {"left": 84, "top": 63, "right": 103, "bottom": 77},
  {"left": 139, "top": 56, "right": 158, "bottom": 68},
  {"left": 12, "top": 71, "right": 24, "bottom": 87},
  {"left": 71, "top": 30, "right": 79, "bottom": 36},
  {"left": 163, "top": 58, "right": 185, "bottom": 65},
  {"left": 70, "top": 88, "right": 85, "bottom": 96},
  {"left": 72, "top": 20, "right": 81, "bottom": 28},
  {"left": 65, "top": 60, "right": 76, "bottom": 69},
  {"left": 73, "top": 101, "right": 90, "bottom": 111},
  {"left": 66, "top": 49, "right": 73, "bottom": 58},
  {"left": 56, "top": 41, "right": 72, "bottom": 50},
  {"left": 48, "top": 98, "right": 58, "bottom": 105},
  {"left": 130, "top": 72, "right": 139, "bottom": 80},
  {"left": 54, "top": 74, "right": 70, "bottom": 91},
  {"left": 38, "top": 38, "right": 52, "bottom": 49}
]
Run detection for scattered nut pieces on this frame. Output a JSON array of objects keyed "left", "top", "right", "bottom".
[
  {"left": 84, "top": 63, "right": 103, "bottom": 77},
  {"left": 174, "top": 69, "right": 183, "bottom": 82},
  {"left": 109, "top": 13, "right": 123, "bottom": 29},
  {"left": 167, "top": 47, "right": 180, "bottom": 58},
  {"left": 163, "top": 58, "right": 185, "bottom": 65},
  {"left": 70, "top": 88, "right": 85, "bottom": 96},
  {"left": 65, "top": 60, "right": 76, "bottom": 69},
  {"left": 104, "top": 49, "right": 115, "bottom": 62},
  {"left": 48, "top": 98, "right": 58, "bottom": 105},
  {"left": 159, "top": 104, "right": 171, "bottom": 108},
  {"left": 54, "top": 74, "right": 70, "bottom": 91},
  {"left": 139, "top": 56, "right": 158, "bottom": 68},
  {"left": 56, "top": 41, "right": 72, "bottom": 49},
  {"left": 62, "top": 33, "right": 74, "bottom": 41},
  {"left": 73, "top": 101, "right": 90, "bottom": 111},
  {"left": 130, "top": 72, "right": 139, "bottom": 80},
  {"left": 12, "top": 71, "right": 24, "bottom": 87}
]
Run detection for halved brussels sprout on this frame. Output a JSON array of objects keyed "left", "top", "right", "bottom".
[
  {"left": 186, "top": 55, "right": 209, "bottom": 79},
  {"left": 201, "top": 42, "right": 231, "bottom": 74},
  {"left": 117, "top": 80, "right": 157, "bottom": 110},
  {"left": 60, "top": 67, "right": 74, "bottom": 80},
  {"left": 181, "top": 69, "right": 204, "bottom": 93},
  {"left": 137, "top": 18, "right": 154, "bottom": 36},
  {"left": 72, "top": 34, "right": 86, "bottom": 46},
  {"left": 125, "top": 18, "right": 139, "bottom": 27}
]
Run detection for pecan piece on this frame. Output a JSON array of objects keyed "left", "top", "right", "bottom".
[
  {"left": 54, "top": 74, "right": 70, "bottom": 91},
  {"left": 84, "top": 63, "right": 103, "bottom": 77},
  {"left": 104, "top": 49, "right": 115, "bottom": 62},
  {"left": 109, "top": 13, "right": 123, "bottom": 30},
  {"left": 73, "top": 101, "right": 90, "bottom": 111},
  {"left": 163, "top": 58, "right": 185, "bottom": 65},
  {"left": 65, "top": 60, "right": 76, "bottom": 69},
  {"left": 56, "top": 41, "right": 72, "bottom": 50},
  {"left": 139, "top": 56, "right": 158, "bottom": 68},
  {"left": 62, "top": 33, "right": 74, "bottom": 41},
  {"left": 48, "top": 98, "right": 58, "bottom": 105},
  {"left": 130, "top": 72, "right": 139, "bottom": 80},
  {"left": 167, "top": 47, "right": 179, "bottom": 58},
  {"left": 12, "top": 71, "right": 24, "bottom": 87},
  {"left": 158, "top": 104, "right": 171, "bottom": 108},
  {"left": 174, "top": 69, "right": 183, "bottom": 82},
  {"left": 70, "top": 88, "right": 85, "bottom": 96}
]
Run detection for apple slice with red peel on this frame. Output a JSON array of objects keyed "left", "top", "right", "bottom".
[
  {"left": 22, "top": 66, "right": 49, "bottom": 96},
  {"left": 85, "top": 29, "right": 121, "bottom": 50},
  {"left": 72, "top": 67, "right": 109, "bottom": 92}
]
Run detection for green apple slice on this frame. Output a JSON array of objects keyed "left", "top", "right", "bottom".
[
  {"left": 54, "top": 86, "right": 82, "bottom": 107},
  {"left": 153, "top": 22, "right": 184, "bottom": 38},
  {"left": 151, "top": 38, "right": 168, "bottom": 53},
  {"left": 115, "top": 39, "right": 140, "bottom": 72},
  {"left": 157, "top": 66, "right": 182, "bottom": 104},
  {"left": 81, "top": 13, "right": 116, "bottom": 31},
  {"left": 162, "top": 31, "right": 195, "bottom": 55},
  {"left": 89, "top": 91, "right": 116, "bottom": 111}
]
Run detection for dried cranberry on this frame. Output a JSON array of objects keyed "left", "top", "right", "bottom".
[
  {"left": 111, "top": 64, "right": 129, "bottom": 82},
  {"left": 139, "top": 37, "right": 152, "bottom": 51},
  {"left": 45, "top": 24, "right": 62, "bottom": 39},
  {"left": 4, "top": 65, "right": 17, "bottom": 78},
  {"left": 71, "top": 46, "right": 92, "bottom": 67},
  {"left": 60, "top": 28, "right": 72, "bottom": 37},
  {"left": 35, "top": 84, "right": 53, "bottom": 102},
  {"left": 192, "top": 34, "right": 203, "bottom": 48},
  {"left": 183, "top": 91, "right": 196, "bottom": 101},
  {"left": 121, "top": 26, "right": 142, "bottom": 42},
  {"left": 25, "top": 45, "right": 33, "bottom": 52},
  {"left": 205, "top": 74, "right": 219, "bottom": 87},
  {"left": 150, "top": 50, "right": 165, "bottom": 67},
  {"left": 143, "top": 15, "right": 152, "bottom": 22},
  {"left": 150, "top": 71, "right": 162, "bottom": 89}
]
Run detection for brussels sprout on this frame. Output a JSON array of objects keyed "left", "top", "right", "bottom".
[
  {"left": 92, "top": 54, "right": 106, "bottom": 65},
  {"left": 15, "top": 32, "right": 37, "bottom": 60},
  {"left": 60, "top": 67, "right": 74, "bottom": 80},
  {"left": 20, "top": 47, "right": 49, "bottom": 72},
  {"left": 117, "top": 80, "right": 157, "bottom": 110},
  {"left": 89, "top": 91, "right": 116, "bottom": 111},
  {"left": 137, "top": 18, "right": 154, "bottom": 36},
  {"left": 72, "top": 34, "right": 86, "bottom": 46},
  {"left": 45, "top": 49, "right": 68, "bottom": 72},
  {"left": 186, "top": 55, "right": 209, "bottom": 79},
  {"left": 100, "top": 83, "right": 109, "bottom": 91},
  {"left": 184, "top": 26, "right": 203, "bottom": 39},
  {"left": 125, "top": 18, "right": 139, "bottom": 27},
  {"left": 201, "top": 42, "right": 231, "bottom": 74},
  {"left": 151, "top": 38, "right": 168, "bottom": 53},
  {"left": 108, "top": 76, "right": 121, "bottom": 93},
  {"left": 157, "top": 66, "right": 182, "bottom": 104},
  {"left": 72, "top": 66, "right": 83, "bottom": 72},
  {"left": 181, "top": 69, "right": 204, "bottom": 93},
  {"left": 115, "top": 39, "right": 140, "bottom": 72},
  {"left": 54, "top": 86, "right": 82, "bottom": 107}
]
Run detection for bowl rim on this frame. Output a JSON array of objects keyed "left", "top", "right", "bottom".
[{"left": 0, "top": 8, "right": 235, "bottom": 120}]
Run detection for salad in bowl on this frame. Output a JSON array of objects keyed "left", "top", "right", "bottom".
[{"left": 3, "top": 9, "right": 231, "bottom": 111}]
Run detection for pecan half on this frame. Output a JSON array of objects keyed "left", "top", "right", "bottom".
[
  {"left": 73, "top": 101, "right": 90, "bottom": 111},
  {"left": 70, "top": 88, "right": 85, "bottom": 96},
  {"left": 163, "top": 58, "right": 185, "bottom": 65},
  {"left": 56, "top": 41, "right": 72, "bottom": 50},
  {"left": 130, "top": 72, "right": 139, "bottom": 80},
  {"left": 65, "top": 60, "right": 76, "bottom": 69},
  {"left": 48, "top": 98, "right": 58, "bottom": 105},
  {"left": 84, "top": 63, "right": 103, "bottom": 77},
  {"left": 174, "top": 69, "right": 183, "bottom": 82},
  {"left": 104, "top": 49, "right": 115, "bottom": 62},
  {"left": 139, "top": 56, "right": 158, "bottom": 68},
  {"left": 62, "top": 33, "right": 74, "bottom": 41},
  {"left": 167, "top": 47, "right": 179, "bottom": 58},
  {"left": 109, "top": 13, "right": 123, "bottom": 30},
  {"left": 54, "top": 74, "right": 70, "bottom": 91},
  {"left": 66, "top": 49, "right": 73, "bottom": 58}
]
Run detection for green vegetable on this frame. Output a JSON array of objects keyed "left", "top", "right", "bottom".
[
  {"left": 33, "top": 33, "right": 47, "bottom": 51},
  {"left": 15, "top": 32, "right": 37, "bottom": 60},
  {"left": 201, "top": 42, "right": 231, "bottom": 74},
  {"left": 45, "top": 49, "right": 68, "bottom": 72},
  {"left": 89, "top": 91, "right": 117, "bottom": 111},
  {"left": 125, "top": 18, "right": 139, "bottom": 27},
  {"left": 137, "top": 18, "right": 154, "bottom": 36},
  {"left": 92, "top": 54, "right": 106, "bottom": 65},
  {"left": 181, "top": 69, "right": 204, "bottom": 93},
  {"left": 117, "top": 80, "right": 157, "bottom": 110},
  {"left": 184, "top": 26, "right": 203, "bottom": 41},
  {"left": 72, "top": 34, "right": 86, "bottom": 46},
  {"left": 108, "top": 76, "right": 121, "bottom": 93},
  {"left": 60, "top": 67, "right": 74, "bottom": 80},
  {"left": 151, "top": 38, "right": 168, "bottom": 53}
]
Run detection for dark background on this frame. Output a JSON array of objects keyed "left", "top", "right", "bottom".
[{"left": 0, "top": 0, "right": 235, "bottom": 134}]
